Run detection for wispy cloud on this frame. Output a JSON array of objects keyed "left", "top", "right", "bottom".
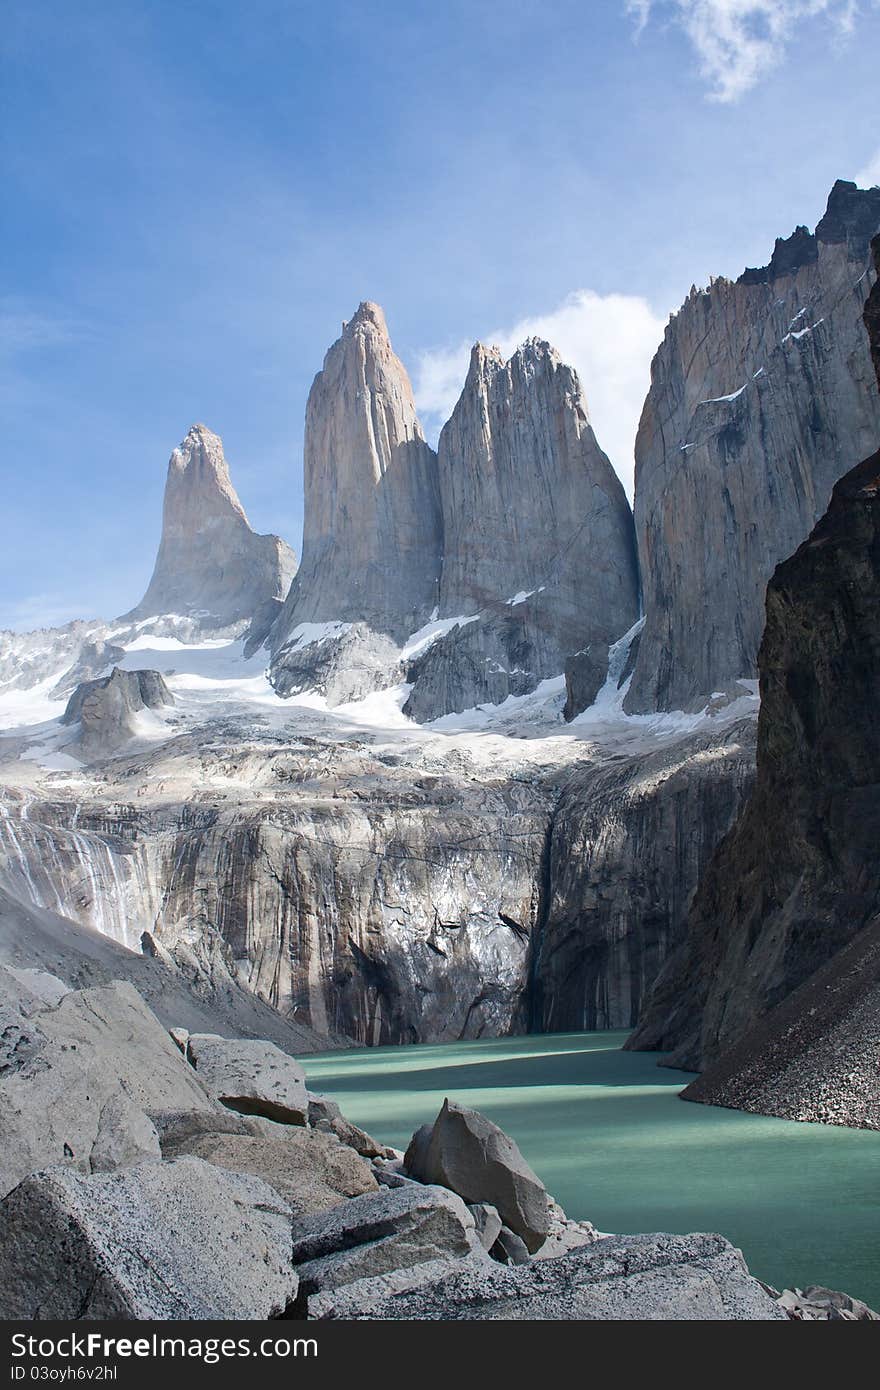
[
  {"left": 855, "top": 147, "right": 880, "bottom": 188},
  {"left": 413, "top": 289, "right": 667, "bottom": 499},
  {"left": 0, "top": 303, "right": 89, "bottom": 357},
  {"left": 628, "top": 1, "right": 861, "bottom": 102}
]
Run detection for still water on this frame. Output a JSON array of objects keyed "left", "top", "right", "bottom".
[{"left": 304, "top": 1030, "right": 880, "bottom": 1308}]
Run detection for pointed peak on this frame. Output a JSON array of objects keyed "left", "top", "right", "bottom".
[{"left": 342, "top": 301, "right": 389, "bottom": 337}]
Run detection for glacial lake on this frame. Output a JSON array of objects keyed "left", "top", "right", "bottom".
[{"left": 303, "top": 1030, "right": 880, "bottom": 1309}]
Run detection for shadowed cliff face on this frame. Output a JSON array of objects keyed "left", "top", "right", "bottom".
[
  {"left": 128, "top": 424, "right": 297, "bottom": 627},
  {"left": 627, "top": 180, "right": 880, "bottom": 715},
  {"left": 271, "top": 303, "right": 443, "bottom": 651},
  {"left": 628, "top": 235, "right": 880, "bottom": 1093}
]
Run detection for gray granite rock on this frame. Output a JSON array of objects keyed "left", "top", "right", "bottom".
[
  {"left": 166, "top": 1127, "right": 377, "bottom": 1216},
  {"left": 341, "top": 1232, "right": 787, "bottom": 1320},
  {"left": 0, "top": 1157, "right": 297, "bottom": 1320},
  {"left": 291, "top": 1182, "right": 485, "bottom": 1309},
  {"left": 404, "top": 1099, "right": 549, "bottom": 1253},
  {"left": 271, "top": 302, "right": 442, "bottom": 664},
  {"left": 403, "top": 339, "right": 639, "bottom": 720},
  {"left": 563, "top": 643, "right": 610, "bottom": 721},
  {"left": 0, "top": 980, "right": 214, "bottom": 1198},
  {"left": 628, "top": 180, "right": 880, "bottom": 714},
  {"left": 89, "top": 1093, "right": 162, "bottom": 1173},
  {"left": 61, "top": 667, "right": 173, "bottom": 758},
  {"left": 185, "top": 1033, "right": 309, "bottom": 1123},
  {"left": 126, "top": 423, "right": 296, "bottom": 629}
]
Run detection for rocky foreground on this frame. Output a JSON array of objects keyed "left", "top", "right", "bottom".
[{"left": 0, "top": 964, "right": 875, "bottom": 1321}]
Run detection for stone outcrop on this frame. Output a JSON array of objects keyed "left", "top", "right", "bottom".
[
  {"left": 402, "top": 340, "right": 639, "bottom": 720},
  {"left": 127, "top": 423, "right": 296, "bottom": 628},
  {"left": 0, "top": 1157, "right": 298, "bottom": 1320},
  {"left": 403, "top": 1100, "right": 550, "bottom": 1253},
  {"left": 627, "top": 180, "right": 880, "bottom": 713},
  {"left": 271, "top": 304, "right": 442, "bottom": 675},
  {"left": 61, "top": 666, "right": 173, "bottom": 757},
  {"left": 629, "top": 240, "right": 880, "bottom": 1094},
  {"left": 184, "top": 1033, "right": 309, "bottom": 1123},
  {"left": 335, "top": 1231, "right": 787, "bottom": 1320}
]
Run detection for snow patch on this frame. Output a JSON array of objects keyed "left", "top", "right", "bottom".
[{"left": 400, "top": 614, "right": 479, "bottom": 662}]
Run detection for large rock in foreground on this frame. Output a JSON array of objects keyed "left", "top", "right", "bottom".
[
  {"left": 126, "top": 423, "right": 296, "bottom": 629},
  {"left": 0, "top": 1158, "right": 298, "bottom": 1320},
  {"left": 185, "top": 1034, "right": 309, "bottom": 1124},
  {"left": 0, "top": 980, "right": 213, "bottom": 1198},
  {"left": 332, "top": 1231, "right": 786, "bottom": 1320},
  {"left": 404, "top": 1100, "right": 549, "bottom": 1253}
]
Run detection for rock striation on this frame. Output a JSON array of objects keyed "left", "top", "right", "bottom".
[
  {"left": 403, "top": 340, "right": 639, "bottom": 720},
  {"left": 271, "top": 303, "right": 443, "bottom": 679},
  {"left": 627, "top": 180, "right": 880, "bottom": 713},
  {"left": 127, "top": 423, "right": 297, "bottom": 628},
  {"left": 629, "top": 238, "right": 880, "bottom": 1103}
]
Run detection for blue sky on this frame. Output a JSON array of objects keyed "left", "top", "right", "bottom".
[{"left": 2, "top": 0, "right": 878, "bottom": 629}]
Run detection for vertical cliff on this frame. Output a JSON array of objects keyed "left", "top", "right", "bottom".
[
  {"left": 628, "top": 237, "right": 880, "bottom": 1099},
  {"left": 127, "top": 424, "right": 297, "bottom": 628},
  {"left": 271, "top": 302, "right": 442, "bottom": 655},
  {"left": 403, "top": 339, "right": 639, "bottom": 720},
  {"left": 626, "top": 180, "right": 880, "bottom": 714}
]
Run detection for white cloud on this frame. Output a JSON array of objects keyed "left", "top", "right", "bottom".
[
  {"left": 855, "top": 147, "right": 880, "bottom": 188},
  {"left": 413, "top": 289, "right": 667, "bottom": 499},
  {"left": 628, "top": 1, "right": 860, "bottom": 102}
]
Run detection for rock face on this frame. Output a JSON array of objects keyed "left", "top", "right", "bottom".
[
  {"left": 127, "top": 423, "right": 297, "bottom": 628},
  {"left": 627, "top": 180, "right": 880, "bottom": 713},
  {"left": 526, "top": 721, "right": 756, "bottom": 1033},
  {"left": 271, "top": 304, "right": 442, "bottom": 674},
  {"left": 403, "top": 1100, "right": 550, "bottom": 1253},
  {"left": 629, "top": 240, "right": 880, "bottom": 1090},
  {"left": 0, "top": 1157, "right": 298, "bottom": 1320},
  {"left": 61, "top": 666, "right": 173, "bottom": 757},
  {"left": 340, "top": 1231, "right": 787, "bottom": 1321},
  {"left": 402, "top": 340, "right": 639, "bottom": 720},
  {"left": 0, "top": 980, "right": 214, "bottom": 1198}
]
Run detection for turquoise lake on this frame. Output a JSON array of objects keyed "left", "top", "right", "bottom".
[{"left": 303, "top": 1030, "right": 880, "bottom": 1308}]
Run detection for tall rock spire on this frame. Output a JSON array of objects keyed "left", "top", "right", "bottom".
[
  {"left": 402, "top": 338, "right": 640, "bottom": 720},
  {"left": 127, "top": 424, "right": 297, "bottom": 627},
  {"left": 271, "top": 301, "right": 442, "bottom": 655}
]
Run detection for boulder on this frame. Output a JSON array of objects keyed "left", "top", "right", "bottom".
[
  {"left": 469, "top": 1202, "right": 503, "bottom": 1252},
  {"left": 89, "top": 1094, "right": 161, "bottom": 1173},
  {"left": 291, "top": 1184, "right": 487, "bottom": 1311},
  {"left": 0, "top": 981, "right": 213, "bottom": 1198},
  {"left": 307, "top": 1095, "right": 386, "bottom": 1158},
  {"left": 169, "top": 1128, "right": 377, "bottom": 1218},
  {"left": 404, "top": 1100, "right": 550, "bottom": 1253},
  {"left": 185, "top": 1033, "right": 308, "bottom": 1124},
  {"left": 341, "top": 1232, "right": 787, "bottom": 1321},
  {"left": 0, "top": 1157, "right": 298, "bottom": 1320},
  {"left": 776, "top": 1285, "right": 880, "bottom": 1320},
  {"left": 490, "top": 1226, "right": 531, "bottom": 1265}
]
